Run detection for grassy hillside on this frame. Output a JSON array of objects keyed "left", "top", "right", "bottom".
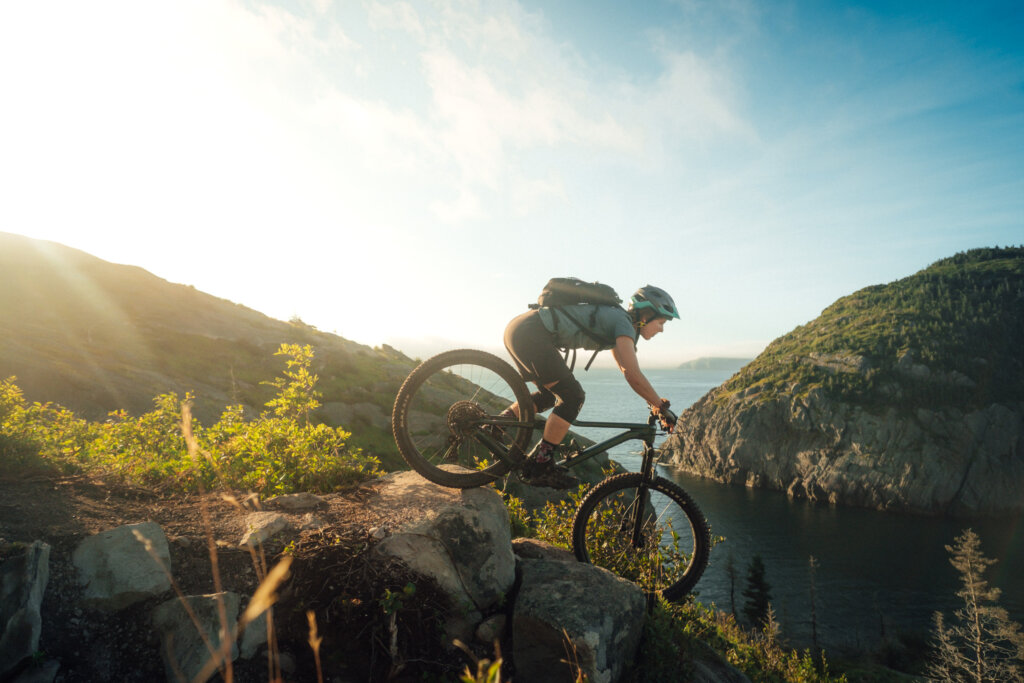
[
  {"left": 719, "top": 246, "right": 1024, "bottom": 411},
  {"left": 0, "top": 232, "right": 415, "bottom": 461}
]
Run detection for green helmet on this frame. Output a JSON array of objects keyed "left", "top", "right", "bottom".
[{"left": 630, "top": 285, "right": 679, "bottom": 320}]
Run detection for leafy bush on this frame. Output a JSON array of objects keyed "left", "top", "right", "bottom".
[{"left": 0, "top": 343, "right": 380, "bottom": 493}]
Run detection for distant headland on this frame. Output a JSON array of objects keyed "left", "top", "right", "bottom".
[{"left": 677, "top": 357, "right": 752, "bottom": 372}]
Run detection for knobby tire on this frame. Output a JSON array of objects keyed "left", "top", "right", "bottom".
[
  {"left": 571, "top": 472, "right": 710, "bottom": 601},
  {"left": 392, "top": 349, "right": 535, "bottom": 489}
]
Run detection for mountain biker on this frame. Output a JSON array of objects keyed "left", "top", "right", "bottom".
[{"left": 503, "top": 285, "right": 679, "bottom": 488}]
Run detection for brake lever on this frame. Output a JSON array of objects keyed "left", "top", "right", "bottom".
[
  {"left": 660, "top": 408, "right": 678, "bottom": 433},
  {"left": 649, "top": 405, "right": 678, "bottom": 433}
]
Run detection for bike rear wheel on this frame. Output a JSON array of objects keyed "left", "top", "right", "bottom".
[
  {"left": 392, "top": 349, "right": 536, "bottom": 489},
  {"left": 571, "top": 472, "right": 710, "bottom": 601}
]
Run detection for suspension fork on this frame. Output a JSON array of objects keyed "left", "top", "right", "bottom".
[{"left": 629, "top": 433, "right": 658, "bottom": 547}]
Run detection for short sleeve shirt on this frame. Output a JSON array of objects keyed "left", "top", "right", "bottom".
[{"left": 536, "top": 305, "right": 637, "bottom": 351}]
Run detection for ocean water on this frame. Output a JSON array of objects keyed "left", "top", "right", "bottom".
[{"left": 570, "top": 367, "right": 1024, "bottom": 650}]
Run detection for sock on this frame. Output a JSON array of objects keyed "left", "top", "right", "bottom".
[{"left": 534, "top": 439, "right": 557, "bottom": 464}]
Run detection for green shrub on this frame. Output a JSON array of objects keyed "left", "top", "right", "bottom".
[{"left": 0, "top": 344, "right": 381, "bottom": 494}]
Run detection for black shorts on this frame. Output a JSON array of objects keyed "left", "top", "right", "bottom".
[{"left": 503, "top": 310, "right": 572, "bottom": 386}]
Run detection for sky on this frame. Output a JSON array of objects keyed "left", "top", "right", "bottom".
[{"left": 1, "top": 0, "right": 1022, "bottom": 368}]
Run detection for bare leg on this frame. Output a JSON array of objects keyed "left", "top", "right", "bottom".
[{"left": 543, "top": 413, "right": 571, "bottom": 445}]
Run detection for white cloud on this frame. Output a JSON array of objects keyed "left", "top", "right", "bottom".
[
  {"left": 643, "top": 50, "right": 757, "bottom": 144},
  {"left": 429, "top": 186, "right": 485, "bottom": 223},
  {"left": 0, "top": 0, "right": 758, "bottom": 354},
  {"left": 367, "top": 1, "right": 425, "bottom": 41}
]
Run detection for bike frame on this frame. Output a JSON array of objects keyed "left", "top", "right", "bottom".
[
  {"left": 557, "top": 416, "right": 656, "bottom": 468},
  {"left": 472, "top": 411, "right": 682, "bottom": 558},
  {"left": 472, "top": 413, "right": 663, "bottom": 481}
]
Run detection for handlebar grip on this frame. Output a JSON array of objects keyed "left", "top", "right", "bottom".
[{"left": 650, "top": 403, "right": 678, "bottom": 432}]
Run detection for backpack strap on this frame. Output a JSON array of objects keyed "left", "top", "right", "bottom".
[
  {"left": 563, "top": 347, "right": 577, "bottom": 372},
  {"left": 554, "top": 306, "right": 615, "bottom": 349},
  {"left": 552, "top": 306, "right": 616, "bottom": 371}
]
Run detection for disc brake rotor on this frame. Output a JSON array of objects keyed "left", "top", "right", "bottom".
[{"left": 446, "top": 400, "right": 486, "bottom": 438}]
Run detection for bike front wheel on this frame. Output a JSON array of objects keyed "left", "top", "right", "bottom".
[
  {"left": 392, "top": 349, "right": 536, "bottom": 489},
  {"left": 571, "top": 472, "right": 710, "bottom": 602}
]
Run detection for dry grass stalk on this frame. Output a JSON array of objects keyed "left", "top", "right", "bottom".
[
  {"left": 132, "top": 527, "right": 222, "bottom": 680},
  {"left": 560, "top": 629, "right": 590, "bottom": 683},
  {"left": 307, "top": 610, "right": 324, "bottom": 683},
  {"left": 181, "top": 401, "right": 234, "bottom": 683},
  {"left": 453, "top": 639, "right": 504, "bottom": 683}
]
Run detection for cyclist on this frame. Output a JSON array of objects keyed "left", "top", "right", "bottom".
[{"left": 503, "top": 285, "right": 679, "bottom": 488}]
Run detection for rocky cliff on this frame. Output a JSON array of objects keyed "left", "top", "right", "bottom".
[{"left": 662, "top": 248, "right": 1024, "bottom": 517}]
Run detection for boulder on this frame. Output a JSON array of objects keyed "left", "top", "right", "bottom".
[
  {"left": 368, "top": 471, "right": 515, "bottom": 641},
  {"left": 72, "top": 522, "right": 170, "bottom": 610},
  {"left": 0, "top": 541, "right": 50, "bottom": 679},
  {"left": 152, "top": 592, "right": 240, "bottom": 683},
  {"left": 239, "top": 512, "right": 290, "bottom": 548},
  {"left": 239, "top": 609, "right": 268, "bottom": 660},
  {"left": 263, "top": 492, "right": 327, "bottom": 512},
  {"left": 511, "top": 538, "right": 576, "bottom": 563},
  {"left": 474, "top": 614, "right": 506, "bottom": 644},
  {"left": 513, "top": 558, "right": 646, "bottom": 683}
]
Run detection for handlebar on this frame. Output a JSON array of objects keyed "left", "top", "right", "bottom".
[{"left": 649, "top": 403, "right": 678, "bottom": 434}]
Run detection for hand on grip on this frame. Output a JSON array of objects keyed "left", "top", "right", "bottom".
[{"left": 653, "top": 399, "right": 677, "bottom": 433}]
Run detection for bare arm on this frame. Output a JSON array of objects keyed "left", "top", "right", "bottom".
[{"left": 610, "top": 336, "right": 665, "bottom": 409}]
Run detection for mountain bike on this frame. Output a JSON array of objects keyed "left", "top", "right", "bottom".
[{"left": 391, "top": 349, "right": 710, "bottom": 601}]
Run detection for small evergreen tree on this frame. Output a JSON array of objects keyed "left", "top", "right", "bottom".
[
  {"left": 743, "top": 554, "right": 773, "bottom": 629},
  {"left": 725, "top": 550, "right": 739, "bottom": 619},
  {"left": 928, "top": 528, "right": 1024, "bottom": 682},
  {"left": 809, "top": 555, "right": 821, "bottom": 662}
]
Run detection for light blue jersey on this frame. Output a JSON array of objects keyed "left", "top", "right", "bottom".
[{"left": 536, "top": 305, "right": 637, "bottom": 351}]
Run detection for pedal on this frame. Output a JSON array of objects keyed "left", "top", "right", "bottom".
[{"left": 560, "top": 439, "right": 583, "bottom": 463}]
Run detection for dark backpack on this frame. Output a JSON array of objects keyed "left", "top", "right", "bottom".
[
  {"left": 534, "top": 277, "right": 622, "bottom": 308},
  {"left": 529, "top": 278, "right": 626, "bottom": 370}
]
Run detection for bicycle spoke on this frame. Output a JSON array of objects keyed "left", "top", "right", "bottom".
[
  {"left": 573, "top": 473, "right": 709, "bottom": 600},
  {"left": 392, "top": 350, "right": 535, "bottom": 488}
]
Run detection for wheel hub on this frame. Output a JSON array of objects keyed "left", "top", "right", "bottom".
[{"left": 446, "top": 400, "right": 486, "bottom": 437}]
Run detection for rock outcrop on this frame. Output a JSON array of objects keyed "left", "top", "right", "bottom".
[
  {"left": 514, "top": 557, "right": 646, "bottom": 683},
  {"left": 663, "top": 383, "right": 1024, "bottom": 516},
  {"left": 1, "top": 474, "right": 649, "bottom": 681},
  {"left": 368, "top": 471, "right": 516, "bottom": 642}
]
